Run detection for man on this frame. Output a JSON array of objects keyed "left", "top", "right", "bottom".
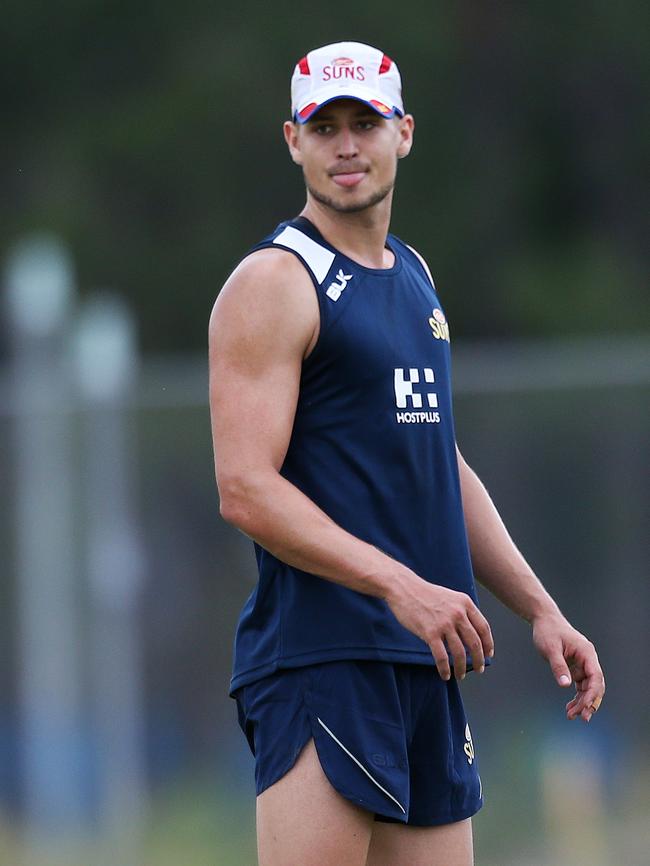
[{"left": 209, "top": 41, "right": 605, "bottom": 866}]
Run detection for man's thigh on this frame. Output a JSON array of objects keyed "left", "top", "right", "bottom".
[
  {"left": 256, "top": 737, "right": 374, "bottom": 866},
  {"left": 365, "top": 818, "right": 474, "bottom": 866}
]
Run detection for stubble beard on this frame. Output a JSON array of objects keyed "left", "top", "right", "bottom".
[{"left": 305, "top": 177, "right": 395, "bottom": 214}]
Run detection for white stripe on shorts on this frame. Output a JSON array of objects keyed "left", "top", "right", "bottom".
[{"left": 316, "top": 716, "right": 406, "bottom": 814}]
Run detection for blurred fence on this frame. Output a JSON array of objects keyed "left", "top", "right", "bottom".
[{"left": 1, "top": 235, "right": 649, "bottom": 865}]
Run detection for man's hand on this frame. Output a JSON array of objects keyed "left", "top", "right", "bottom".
[
  {"left": 385, "top": 578, "right": 494, "bottom": 681},
  {"left": 532, "top": 612, "right": 605, "bottom": 722}
]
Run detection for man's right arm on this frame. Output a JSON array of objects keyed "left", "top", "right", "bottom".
[{"left": 209, "top": 249, "right": 493, "bottom": 680}]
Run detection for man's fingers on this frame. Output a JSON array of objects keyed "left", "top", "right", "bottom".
[
  {"left": 566, "top": 693, "right": 587, "bottom": 719},
  {"left": 421, "top": 593, "right": 494, "bottom": 682},
  {"left": 430, "top": 639, "right": 451, "bottom": 681},
  {"left": 445, "top": 632, "right": 467, "bottom": 681},
  {"left": 575, "top": 693, "right": 603, "bottom": 721},
  {"left": 576, "top": 680, "right": 605, "bottom": 722},
  {"left": 589, "top": 694, "right": 603, "bottom": 712},
  {"left": 569, "top": 646, "right": 605, "bottom": 721},
  {"left": 466, "top": 606, "right": 494, "bottom": 660},
  {"left": 566, "top": 670, "right": 605, "bottom": 722},
  {"left": 547, "top": 651, "right": 572, "bottom": 687},
  {"left": 534, "top": 624, "right": 604, "bottom": 723},
  {"left": 458, "top": 620, "right": 485, "bottom": 674},
  {"left": 567, "top": 687, "right": 596, "bottom": 720}
]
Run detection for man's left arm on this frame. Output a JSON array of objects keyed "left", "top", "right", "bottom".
[{"left": 456, "top": 445, "right": 605, "bottom": 722}]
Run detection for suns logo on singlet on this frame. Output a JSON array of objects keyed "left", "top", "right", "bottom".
[
  {"left": 428, "top": 308, "right": 450, "bottom": 342},
  {"left": 393, "top": 368, "right": 440, "bottom": 424}
]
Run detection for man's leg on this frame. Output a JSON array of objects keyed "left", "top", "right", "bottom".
[
  {"left": 365, "top": 818, "right": 474, "bottom": 866},
  {"left": 256, "top": 737, "right": 375, "bottom": 866}
]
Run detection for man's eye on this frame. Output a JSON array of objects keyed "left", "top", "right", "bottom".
[
  {"left": 314, "top": 125, "right": 333, "bottom": 134},
  {"left": 358, "top": 121, "right": 376, "bottom": 130}
]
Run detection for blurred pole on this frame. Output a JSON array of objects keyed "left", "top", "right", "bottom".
[
  {"left": 72, "top": 293, "right": 147, "bottom": 865},
  {"left": 4, "top": 236, "right": 86, "bottom": 844},
  {"left": 540, "top": 737, "right": 608, "bottom": 866}
]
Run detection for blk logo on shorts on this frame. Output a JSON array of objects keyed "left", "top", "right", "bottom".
[
  {"left": 371, "top": 752, "right": 407, "bottom": 771},
  {"left": 393, "top": 368, "right": 440, "bottom": 424}
]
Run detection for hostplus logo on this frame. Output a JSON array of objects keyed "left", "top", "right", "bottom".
[{"left": 393, "top": 368, "right": 440, "bottom": 424}]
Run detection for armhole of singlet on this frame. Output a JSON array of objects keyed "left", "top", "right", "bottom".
[
  {"left": 405, "top": 243, "right": 437, "bottom": 291},
  {"left": 265, "top": 225, "right": 336, "bottom": 364}
]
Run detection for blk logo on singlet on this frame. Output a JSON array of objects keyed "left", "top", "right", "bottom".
[
  {"left": 393, "top": 368, "right": 440, "bottom": 424},
  {"left": 326, "top": 269, "right": 353, "bottom": 301}
]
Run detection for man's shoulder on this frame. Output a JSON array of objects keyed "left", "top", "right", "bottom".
[
  {"left": 212, "top": 245, "right": 318, "bottom": 347},
  {"left": 225, "top": 245, "right": 314, "bottom": 296}
]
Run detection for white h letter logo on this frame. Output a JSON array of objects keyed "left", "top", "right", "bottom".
[{"left": 394, "top": 368, "right": 438, "bottom": 408}]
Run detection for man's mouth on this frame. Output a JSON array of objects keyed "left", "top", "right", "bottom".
[{"left": 329, "top": 171, "right": 367, "bottom": 188}]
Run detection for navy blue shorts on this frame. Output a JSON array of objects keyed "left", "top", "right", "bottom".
[{"left": 233, "top": 659, "right": 483, "bottom": 826}]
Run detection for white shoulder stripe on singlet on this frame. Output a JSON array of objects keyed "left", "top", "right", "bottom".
[
  {"left": 316, "top": 716, "right": 406, "bottom": 814},
  {"left": 406, "top": 244, "right": 436, "bottom": 289},
  {"left": 273, "top": 226, "right": 335, "bottom": 285}
]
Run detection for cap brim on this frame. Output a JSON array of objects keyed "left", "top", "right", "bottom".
[{"left": 295, "top": 94, "right": 401, "bottom": 124}]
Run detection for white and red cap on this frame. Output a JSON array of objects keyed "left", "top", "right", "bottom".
[{"left": 291, "top": 41, "right": 404, "bottom": 124}]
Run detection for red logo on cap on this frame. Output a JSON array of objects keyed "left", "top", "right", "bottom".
[{"left": 332, "top": 57, "right": 354, "bottom": 66}]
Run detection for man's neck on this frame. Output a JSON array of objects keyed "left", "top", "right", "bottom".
[{"left": 300, "top": 195, "right": 395, "bottom": 269}]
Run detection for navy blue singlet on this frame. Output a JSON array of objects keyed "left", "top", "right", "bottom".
[{"left": 229, "top": 216, "right": 480, "bottom": 694}]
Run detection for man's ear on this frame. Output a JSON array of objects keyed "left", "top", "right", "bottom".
[
  {"left": 396, "top": 114, "right": 415, "bottom": 160},
  {"left": 283, "top": 120, "right": 303, "bottom": 165}
]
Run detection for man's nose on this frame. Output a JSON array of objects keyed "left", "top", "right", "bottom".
[{"left": 336, "top": 126, "right": 359, "bottom": 159}]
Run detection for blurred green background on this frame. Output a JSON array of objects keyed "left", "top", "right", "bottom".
[
  {"left": 1, "top": 2, "right": 648, "bottom": 865},
  {"left": 3, "top": 0, "right": 648, "bottom": 348}
]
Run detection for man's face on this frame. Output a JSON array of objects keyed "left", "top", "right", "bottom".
[{"left": 284, "top": 99, "right": 414, "bottom": 214}]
